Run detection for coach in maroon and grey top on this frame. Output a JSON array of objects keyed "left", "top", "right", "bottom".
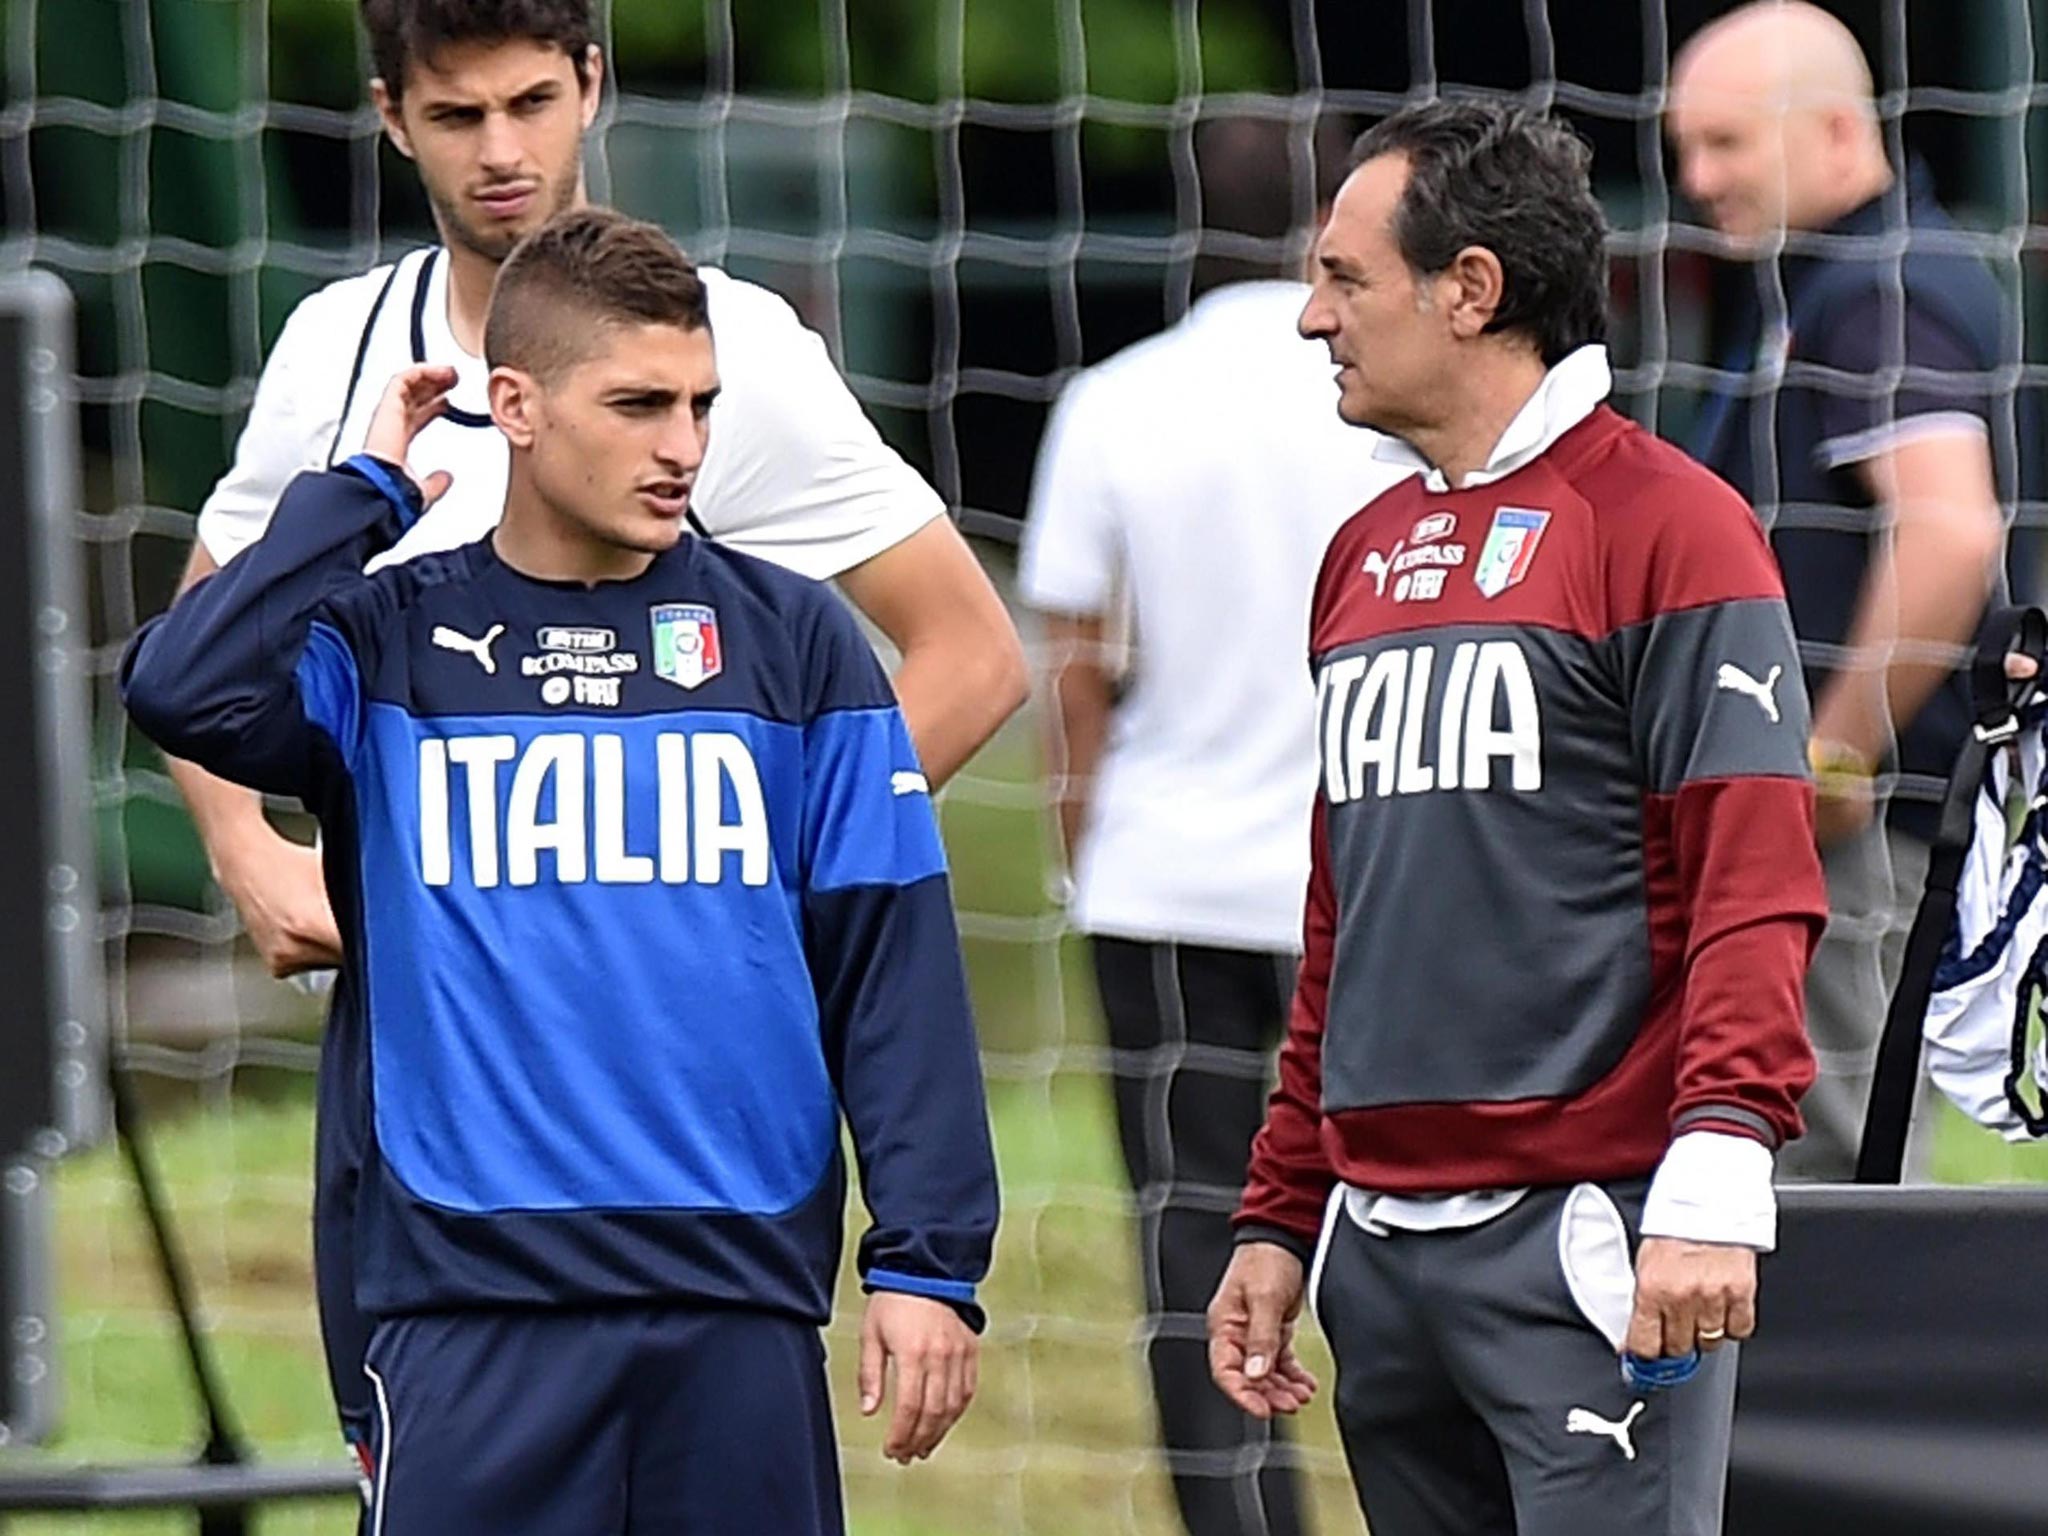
[{"left": 1206, "top": 101, "right": 1826, "bottom": 1536}]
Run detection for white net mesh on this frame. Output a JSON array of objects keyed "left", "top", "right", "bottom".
[{"left": 6, "top": 0, "right": 2048, "bottom": 1532}]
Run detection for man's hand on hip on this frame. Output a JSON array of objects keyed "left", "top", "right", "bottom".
[
  {"left": 1207, "top": 1241, "right": 1320, "bottom": 1419},
  {"left": 1626, "top": 1235, "right": 1757, "bottom": 1358},
  {"left": 217, "top": 831, "right": 342, "bottom": 977}
]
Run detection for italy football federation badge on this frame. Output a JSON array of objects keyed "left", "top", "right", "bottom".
[
  {"left": 1473, "top": 507, "right": 1551, "bottom": 599},
  {"left": 650, "top": 603, "right": 723, "bottom": 690}
]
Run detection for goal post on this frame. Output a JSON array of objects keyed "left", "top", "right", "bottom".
[{"left": 0, "top": 269, "right": 106, "bottom": 1445}]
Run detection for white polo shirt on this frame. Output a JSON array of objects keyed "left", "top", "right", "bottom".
[
  {"left": 197, "top": 246, "right": 945, "bottom": 578},
  {"left": 1020, "top": 281, "right": 1413, "bottom": 953}
]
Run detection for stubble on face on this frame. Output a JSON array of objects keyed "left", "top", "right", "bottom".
[{"left": 428, "top": 155, "right": 582, "bottom": 263}]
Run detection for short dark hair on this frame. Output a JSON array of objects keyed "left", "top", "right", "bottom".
[
  {"left": 1350, "top": 99, "right": 1608, "bottom": 366},
  {"left": 360, "top": 0, "right": 595, "bottom": 101},
  {"left": 1191, "top": 113, "right": 1355, "bottom": 296},
  {"left": 486, "top": 208, "right": 710, "bottom": 381}
]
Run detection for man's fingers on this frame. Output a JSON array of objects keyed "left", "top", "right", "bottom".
[
  {"left": 857, "top": 1316, "right": 884, "bottom": 1417},
  {"left": 1664, "top": 1289, "right": 1701, "bottom": 1356},
  {"left": 261, "top": 936, "right": 342, "bottom": 978},
  {"left": 1270, "top": 1351, "right": 1320, "bottom": 1404},
  {"left": 1726, "top": 1286, "right": 1758, "bottom": 1341},
  {"left": 1206, "top": 1334, "right": 1241, "bottom": 1390},
  {"left": 418, "top": 470, "right": 454, "bottom": 509},
  {"left": 911, "top": 1350, "right": 955, "bottom": 1459},
  {"left": 885, "top": 1349, "right": 928, "bottom": 1461},
  {"left": 1208, "top": 1249, "right": 1307, "bottom": 1417},
  {"left": 1695, "top": 1305, "right": 1731, "bottom": 1352},
  {"left": 1222, "top": 1375, "right": 1274, "bottom": 1419},
  {"left": 1208, "top": 1339, "right": 1274, "bottom": 1419},
  {"left": 1255, "top": 1380, "right": 1310, "bottom": 1416},
  {"left": 364, "top": 363, "right": 459, "bottom": 465},
  {"left": 908, "top": 1350, "right": 947, "bottom": 1459},
  {"left": 400, "top": 363, "right": 459, "bottom": 408},
  {"left": 1623, "top": 1289, "right": 1665, "bottom": 1360},
  {"left": 1242, "top": 1293, "right": 1286, "bottom": 1381},
  {"left": 944, "top": 1348, "right": 968, "bottom": 1422}
]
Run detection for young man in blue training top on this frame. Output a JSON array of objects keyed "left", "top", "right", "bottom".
[{"left": 122, "top": 207, "right": 998, "bottom": 1534}]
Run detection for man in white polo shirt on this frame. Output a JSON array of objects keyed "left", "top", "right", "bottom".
[{"left": 1021, "top": 115, "right": 1408, "bottom": 1536}]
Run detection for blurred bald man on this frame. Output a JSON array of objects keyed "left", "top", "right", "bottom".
[{"left": 1670, "top": 0, "right": 2007, "bottom": 1180}]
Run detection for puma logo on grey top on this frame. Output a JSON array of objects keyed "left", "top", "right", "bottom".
[{"left": 1715, "top": 661, "right": 1782, "bottom": 723}]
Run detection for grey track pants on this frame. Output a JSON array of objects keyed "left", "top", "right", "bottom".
[{"left": 1310, "top": 1180, "right": 1739, "bottom": 1536}]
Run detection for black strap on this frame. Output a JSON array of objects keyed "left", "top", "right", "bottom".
[
  {"left": 1856, "top": 605, "right": 2048, "bottom": 1182},
  {"left": 409, "top": 248, "right": 494, "bottom": 429},
  {"left": 323, "top": 259, "right": 406, "bottom": 468}
]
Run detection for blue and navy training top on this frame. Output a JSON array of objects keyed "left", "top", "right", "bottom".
[{"left": 122, "top": 456, "right": 999, "bottom": 1328}]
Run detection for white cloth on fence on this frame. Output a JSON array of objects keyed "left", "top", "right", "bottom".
[{"left": 1923, "top": 717, "right": 2048, "bottom": 1139}]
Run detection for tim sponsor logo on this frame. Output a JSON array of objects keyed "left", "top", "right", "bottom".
[
  {"left": 538, "top": 626, "right": 617, "bottom": 653},
  {"left": 1317, "top": 639, "right": 1542, "bottom": 802}
]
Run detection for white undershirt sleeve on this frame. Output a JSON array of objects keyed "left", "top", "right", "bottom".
[{"left": 1640, "top": 1129, "right": 1779, "bottom": 1252}]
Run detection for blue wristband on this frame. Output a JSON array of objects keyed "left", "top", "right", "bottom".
[
  {"left": 1621, "top": 1349, "right": 1701, "bottom": 1391},
  {"left": 863, "top": 1268, "right": 978, "bottom": 1307}
]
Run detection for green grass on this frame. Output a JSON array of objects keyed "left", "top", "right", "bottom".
[{"left": 1928, "top": 1096, "right": 2048, "bottom": 1184}]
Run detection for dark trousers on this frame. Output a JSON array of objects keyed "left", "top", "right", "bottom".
[
  {"left": 1092, "top": 936, "right": 1310, "bottom": 1536},
  {"left": 1315, "top": 1182, "right": 1737, "bottom": 1536},
  {"left": 362, "top": 1306, "right": 842, "bottom": 1535}
]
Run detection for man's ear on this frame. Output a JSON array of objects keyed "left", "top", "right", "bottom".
[
  {"left": 370, "top": 78, "right": 415, "bottom": 161},
  {"left": 489, "top": 366, "right": 541, "bottom": 450},
  {"left": 578, "top": 45, "right": 606, "bottom": 131},
  {"left": 1442, "top": 244, "right": 1507, "bottom": 341}
]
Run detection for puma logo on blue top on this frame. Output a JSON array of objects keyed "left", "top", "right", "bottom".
[{"left": 431, "top": 622, "right": 504, "bottom": 673}]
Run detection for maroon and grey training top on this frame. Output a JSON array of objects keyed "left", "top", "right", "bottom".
[{"left": 1237, "top": 404, "right": 1827, "bottom": 1249}]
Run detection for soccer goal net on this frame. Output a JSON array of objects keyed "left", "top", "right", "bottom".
[{"left": 3, "top": 1, "right": 2046, "bottom": 1532}]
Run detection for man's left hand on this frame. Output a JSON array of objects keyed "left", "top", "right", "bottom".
[
  {"left": 1625, "top": 1236, "right": 1757, "bottom": 1357},
  {"left": 858, "top": 1291, "right": 979, "bottom": 1465},
  {"left": 361, "top": 363, "right": 457, "bottom": 508}
]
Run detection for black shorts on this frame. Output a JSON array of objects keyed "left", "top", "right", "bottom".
[{"left": 360, "top": 1305, "right": 842, "bottom": 1535}]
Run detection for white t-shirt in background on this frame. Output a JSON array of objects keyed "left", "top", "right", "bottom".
[
  {"left": 1021, "top": 281, "right": 1413, "bottom": 953},
  {"left": 197, "top": 246, "right": 945, "bottom": 579}
]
